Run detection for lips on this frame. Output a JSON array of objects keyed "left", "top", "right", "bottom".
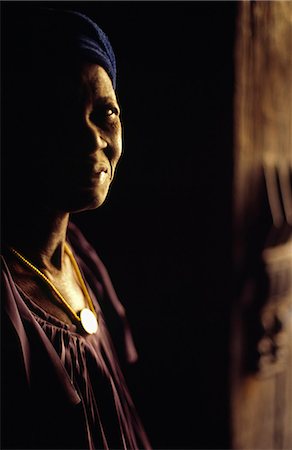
[
  {"left": 94, "top": 169, "right": 108, "bottom": 185},
  {"left": 92, "top": 161, "right": 111, "bottom": 181},
  {"left": 92, "top": 162, "right": 108, "bottom": 175},
  {"left": 66, "top": 159, "right": 111, "bottom": 188}
]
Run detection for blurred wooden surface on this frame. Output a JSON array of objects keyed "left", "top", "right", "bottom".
[{"left": 232, "top": 2, "right": 292, "bottom": 449}]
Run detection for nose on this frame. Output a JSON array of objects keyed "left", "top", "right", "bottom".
[
  {"left": 93, "top": 131, "right": 108, "bottom": 152},
  {"left": 81, "top": 117, "right": 108, "bottom": 155}
]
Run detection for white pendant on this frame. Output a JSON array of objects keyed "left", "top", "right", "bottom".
[{"left": 79, "top": 308, "right": 99, "bottom": 334}]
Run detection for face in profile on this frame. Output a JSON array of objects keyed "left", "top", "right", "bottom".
[
  {"left": 6, "top": 62, "right": 122, "bottom": 213},
  {"left": 53, "top": 63, "right": 122, "bottom": 212}
]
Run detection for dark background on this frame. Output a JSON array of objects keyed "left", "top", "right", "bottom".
[
  {"left": 4, "top": 2, "right": 237, "bottom": 448},
  {"left": 69, "top": 2, "right": 236, "bottom": 448}
]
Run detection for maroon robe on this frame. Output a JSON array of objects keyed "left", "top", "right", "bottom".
[{"left": 1, "top": 222, "right": 151, "bottom": 450}]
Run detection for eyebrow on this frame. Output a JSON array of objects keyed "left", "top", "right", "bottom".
[
  {"left": 89, "top": 81, "right": 116, "bottom": 102},
  {"left": 94, "top": 95, "right": 116, "bottom": 103}
]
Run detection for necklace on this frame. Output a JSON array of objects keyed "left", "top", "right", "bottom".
[{"left": 10, "top": 243, "right": 99, "bottom": 335}]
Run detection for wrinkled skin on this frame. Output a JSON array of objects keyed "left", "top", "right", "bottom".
[
  {"left": 8, "top": 63, "right": 122, "bottom": 213},
  {"left": 3, "top": 63, "right": 122, "bottom": 318}
]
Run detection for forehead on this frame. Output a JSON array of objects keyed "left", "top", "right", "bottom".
[{"left": 79, "top": 63, "right": 117, "bottom": 101}]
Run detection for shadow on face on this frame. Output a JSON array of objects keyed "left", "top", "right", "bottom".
[
  {"left": 3, "top": 60, "right": 122, "bottom": 213},
  {"left": 2, "top": 5, "right": 121, "bottom": 215}
]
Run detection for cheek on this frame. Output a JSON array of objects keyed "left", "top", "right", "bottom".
[
  {"left": 117, "top": 136, "right": 123, "bottom": 161},
  {"left": 112, "top": 127, "right": 123, "bottom": 165}
]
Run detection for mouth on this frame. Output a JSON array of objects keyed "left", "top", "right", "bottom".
[
  {"left": 94, "top": 169, "right": 108, "bottom": 184},
  {"left": 65, "top": 159, "right": 112, "bottom": 188},
  {"left": 83, "top": 162, "right": 111, "bottom": 186},
  {"left": 89, "top": 163, "right": 111, "bottom": 186}
]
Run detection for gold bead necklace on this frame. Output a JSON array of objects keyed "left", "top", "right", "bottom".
[{"left": 10, "top": 243, "right": 99, "bottom": 334}]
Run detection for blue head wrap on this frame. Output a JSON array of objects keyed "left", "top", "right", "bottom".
[
  {"left": 6, "top": 7, "right": 117, "bottom": 89},
  {"left": 67, "top": 10, "right": 117, "bottom": 88}
]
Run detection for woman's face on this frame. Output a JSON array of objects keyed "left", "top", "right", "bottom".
[{"left": 9, "top": 63, "right": 122, "bottom": 213}]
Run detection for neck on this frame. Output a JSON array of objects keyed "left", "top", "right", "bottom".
[{"left": 4, "top": 206, "right": 70, "bottom": 271}]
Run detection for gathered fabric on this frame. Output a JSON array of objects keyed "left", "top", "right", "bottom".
[{"left": 1, "top": 222, "right": 151, "bottom": 450}]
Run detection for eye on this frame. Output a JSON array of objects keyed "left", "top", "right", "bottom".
[
  {"left": 89, "top": 104, "right": 119, "bottom": 125},
  {"left": 105, "top": 106, "right": 119, "bottom": 117}
]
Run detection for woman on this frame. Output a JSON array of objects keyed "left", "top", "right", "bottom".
[{"left": 1, "top": 6, "right": 151, "bottom": 450}]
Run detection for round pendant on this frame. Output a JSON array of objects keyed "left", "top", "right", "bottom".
[{"left": 79, "top": 308, "right": 99, "bottom": 334}]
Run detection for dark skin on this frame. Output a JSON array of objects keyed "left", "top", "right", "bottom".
[{"left": 5, "top": 63, "right": 122, "bottom": 326}]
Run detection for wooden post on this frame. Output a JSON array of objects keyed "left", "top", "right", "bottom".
[{"left": 232, "top": 2, "right": 292, "bottom": 449}]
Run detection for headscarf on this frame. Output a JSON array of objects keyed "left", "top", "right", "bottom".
[{"left": 4, "top": 6, "right": 117, "bottom": 88}]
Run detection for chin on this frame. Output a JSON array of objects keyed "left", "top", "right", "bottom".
[
  {"left": 72, "top": 193, "right": 109, "bottom": 213},
  {"left": 53, "top": 186, "right": 110, "bottom": 213}
]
